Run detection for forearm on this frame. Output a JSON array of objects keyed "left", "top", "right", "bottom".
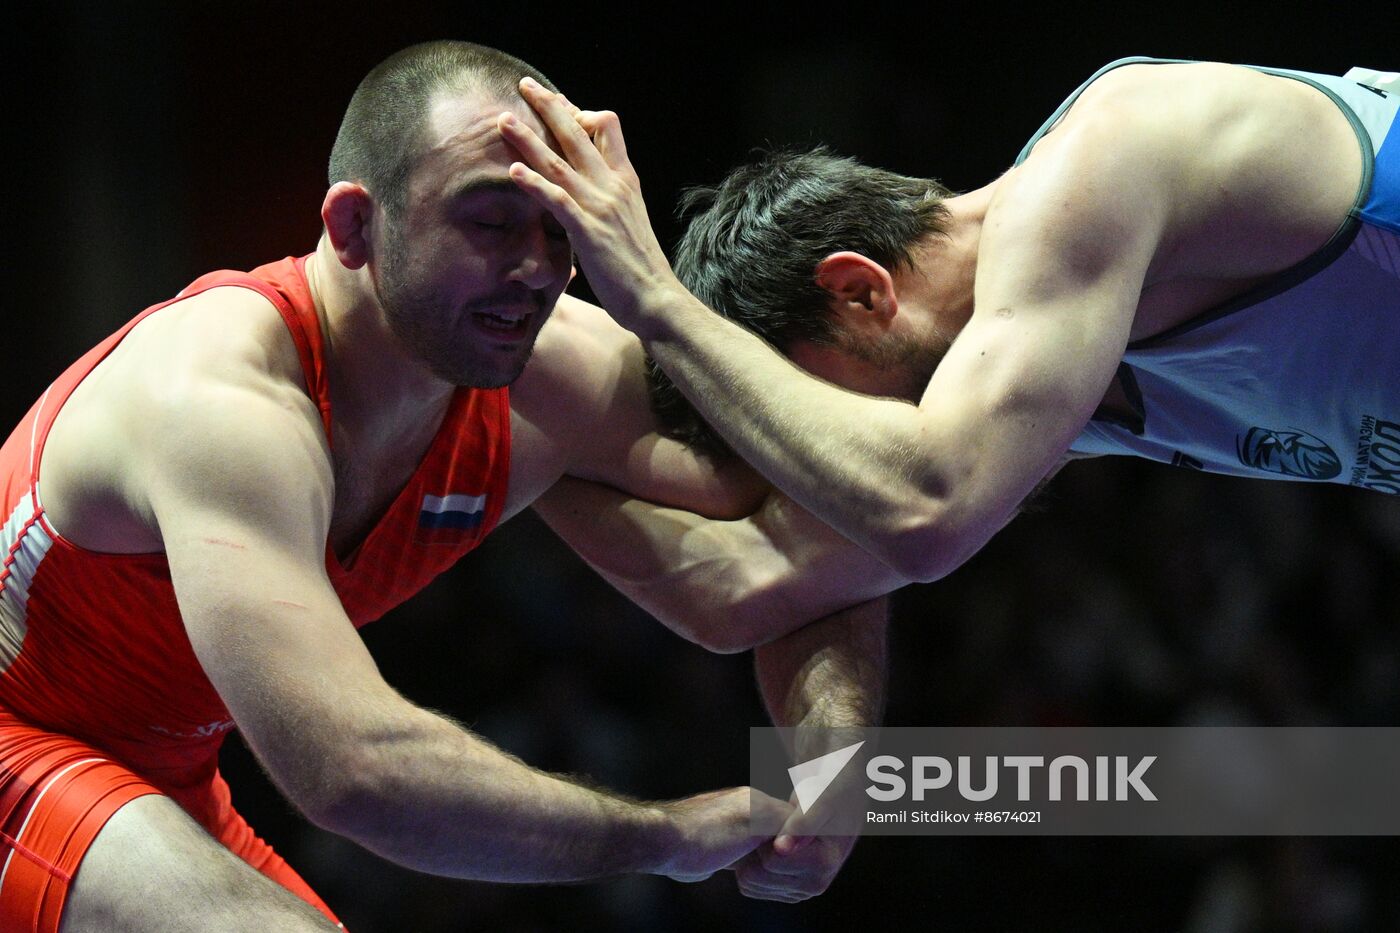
[
  {"left": 309, "top": 704, "right": 675, "bottom": 882},
  {"left": 755, "top": 596, "right": 889, "bottom": 737},
  {"left": 641, "top": 294, "right": 956, "bottom": 578},
  {"left": 535, "top": 475, "right": 763, "bottom": 643},
  {"left": 748, "top": 598, "right": 887, "bottom": 892},
  {"left": 536, "top": 476, "right": 904, "bottom": 652}
]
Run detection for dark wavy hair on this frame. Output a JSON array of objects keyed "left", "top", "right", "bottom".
[{"left": 650, "top": 147, "right": 952, "bottom": 455}]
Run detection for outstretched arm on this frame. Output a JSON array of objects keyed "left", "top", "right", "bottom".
[{"left": 132, "top": 292, "right": 787, "bottom": 884}]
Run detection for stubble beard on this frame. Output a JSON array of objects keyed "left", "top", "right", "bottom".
[
  {"left": 839, "top": 327, "right": 951, "bottom": 403},
  {"left": 375, "top": 231, "right": 536, "bottom": 390}
]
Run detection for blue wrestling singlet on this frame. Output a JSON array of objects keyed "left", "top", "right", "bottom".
[{"left": 1018, "top": 58, "right": 1400, "bottom": 493}]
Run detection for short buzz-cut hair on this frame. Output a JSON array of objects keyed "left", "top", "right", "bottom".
[
  {"left": 328, "top": 40, "right": 558, "bottom": 216},
  {"left": 650, "top": 146, "right": 953, "bottom": 454}
]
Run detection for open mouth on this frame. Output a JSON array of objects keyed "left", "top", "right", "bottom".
[{"left": 472, "top": 310, "right": 531, "bottom": 338}]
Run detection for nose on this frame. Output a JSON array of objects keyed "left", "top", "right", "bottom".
[{"left": 507, "top": 221, "right": 567, "bottom": 291}]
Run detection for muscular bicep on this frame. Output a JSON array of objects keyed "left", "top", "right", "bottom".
[
  {"left": 140, "top": 380, "right": 394, "bottom": 810},
  {"left": 920, "top": 291, "right": 1131, "bottom": 525},
  {"left": 914, "top": 109, "right": 1168, "bottom": 542}
]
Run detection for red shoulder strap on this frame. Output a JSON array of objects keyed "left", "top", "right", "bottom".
[{"left": 182, "top": 256, "right": 334, "bottom": 446}]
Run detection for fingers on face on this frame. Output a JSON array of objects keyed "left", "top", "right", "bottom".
[
  {"left": 505, "top": 161, "right": 569, "bottom": 214},
  {"left": 518, "top": 78, "right": 602, "bottom": 172},
  {"left": 576, "top": 110, "right": 629, "bottom": 171},
  {"left": 498, "top": 114, "right": 570, "bottom": 183},
  {"left": 498, "top": 121, "right": 582, "bottom": 232},
  {"left": 516, "top": 77, "right": 632, "bottom": 179}
]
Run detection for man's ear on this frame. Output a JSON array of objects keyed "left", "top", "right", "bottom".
[
  {"left": 814, "top": 252, "right": 899, "bottom": 331},
  {"left": 321, "top": 182, "right": 375, "bottom": 270}
]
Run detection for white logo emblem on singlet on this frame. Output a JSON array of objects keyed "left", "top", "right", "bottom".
[{"left": 148, "top": 719, "right": 236, "bottom": 739}]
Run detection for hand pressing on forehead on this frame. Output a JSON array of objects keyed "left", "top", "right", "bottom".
[{"left": 500, "top": 77, "right": 691, "bottom": 340}]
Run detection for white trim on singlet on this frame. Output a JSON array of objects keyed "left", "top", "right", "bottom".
[
  {"left": 420, "top": 493, "right": 487, "bottom": 515},
  {"left": 0, "top": 492, "right": 56, "bottom": 672},
  {"left": 0, "top": 756, "right": 106, "bottom": 896}
]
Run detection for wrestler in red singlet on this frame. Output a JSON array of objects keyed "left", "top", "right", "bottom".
[{"left": 0, "top": 255, "right": 511, "bottom": 931}]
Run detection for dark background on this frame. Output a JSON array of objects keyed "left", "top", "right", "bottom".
[{"left": 9, "top": 3, "right": 1400, "bottom": 931}]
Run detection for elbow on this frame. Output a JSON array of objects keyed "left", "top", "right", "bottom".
[
  {"left": 302, "top": 744, "right": 423, "bottom": 864},
  {"left": 243, "top": 693, "right": 431, "bottom": 854},
  {"left": 293, "top": 742, "right": 376, "bottom": 836},
  {"left": 292, "top": 726, "right": 413, "bottom": 845},
  {"left": 683, "top": 583, "right": 841, "bottom": 655},
  {"left": 690, "top": 620, "right": 765, "bottom": 655},
  {"left": 669, "top": 579, "right": 789, "bottom": 655},
  {"left": 650, "top": 550, "right": 786, "bottom": 655},
  {"left": 672, "top": 603, "right": 767, "bottom": 654},
  {"left": 877, "top": 531, "right": 954, "bottom": 584},
  {"left": 680, "top": 552, "right": 812, "bottom": 653},
  {"left": 869, "top": 499, "right": 966, "bottom": 584}
]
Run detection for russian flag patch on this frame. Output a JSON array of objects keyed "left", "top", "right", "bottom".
[{"left": 418, "top": 492, "right": 487, "bottom": 539}]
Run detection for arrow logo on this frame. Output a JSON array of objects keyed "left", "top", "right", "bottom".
[{"left": 787, "top": 741, "right": 866, "bottom": 812}]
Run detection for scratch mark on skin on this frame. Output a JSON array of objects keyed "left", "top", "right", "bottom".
[
  {"left": 203, "top": 537, "right": 247, "bottom": 550},
  {"left": 272, "top": 599, "right": 310, "bottom": 611}
]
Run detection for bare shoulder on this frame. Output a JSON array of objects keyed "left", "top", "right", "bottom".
[
  {"left": 1069, "top": 63, "right": 1355, "bottom": 249},
  {"left": 40, "top": 285, "right": 329, "bottom": 552},
  {"left": 1026, "top": 61, "right": 1337, "bottom": 184},
  {"left": 1070, "top": 61, "right": 1358, "bottom": 166},
  {"left": 1033, "top": 61, "right": 1364, "bottom": 281},
  {"left": 1067, "top": 60, "right": 1332, "bottom": 119}
]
